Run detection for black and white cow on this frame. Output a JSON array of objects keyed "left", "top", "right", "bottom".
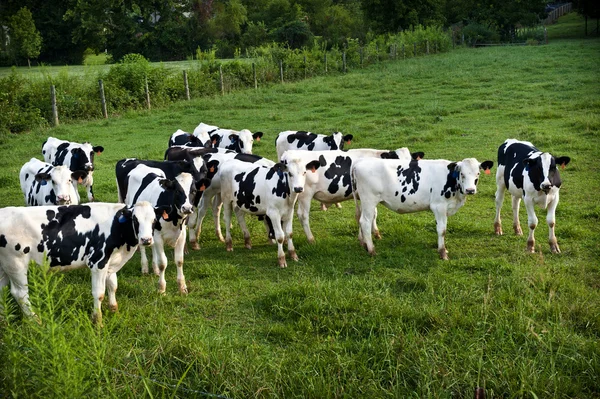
[
  {"left": 275, "top": 130, "right": 354, "bottom": 160},
  {"left": 220, "top": 154, "right": 321, "bottom": 267},
  {"left": 352, "top": 157, "right": 493, "bottom": 259},
  {"left": 116, "top": 159, "right": 208, "bottom": 294},
  {"left": 210, "top": 128, "right": 264, "bottom": 154},
  {"left": 282, "top": 148, "right": 424, "bottom": 243},
  {"left": 193, "top": 122, "right": 219, "bottom": 144},
  {"left": 42, "top": 137, "right": 104, "bottom": 202},
  {"left": 0, "top": 201, "right": 164, "bottom": 325},
  {"left": 19, "top": 158, "right": 88, "bottom": 206},
  {"left": 494, "top": 139, "right": 570, "bottom": 253},
  {"left": 168, "top": 129, "right": 212, "bottom": 148}
]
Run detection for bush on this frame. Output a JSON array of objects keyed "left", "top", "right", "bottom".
[{"left": 462, "top": 23, "right": 500, "bottom": 45}]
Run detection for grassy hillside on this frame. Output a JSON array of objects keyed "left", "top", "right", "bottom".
[{"left": 1, "top": 14, "right": 599, "bottom": 398}]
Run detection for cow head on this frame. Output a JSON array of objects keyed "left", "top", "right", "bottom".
[
  {"left": 70, "top": 143, "right": 104, "bottom": 174},
  {"left": 448, "top": 158, "right": 494, "bottom": 195},
  {"left": 35, "top": 165, "right": 87, "bottom": 205},
  {"left": 523, "top": 153, "right": 570, "bottom": 193},
  {"left": 238, "top": 129, "right": 258, "bottom": 154},
  {"left": 278, "top": 153, "right": 322, "bottom": 193},
  {"left": 125, "top": 201, "right": 170, "bottom": 246}
]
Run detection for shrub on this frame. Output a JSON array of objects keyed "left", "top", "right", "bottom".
[{"left": 462, "top": 23, "right": 500, "bottom": 45}]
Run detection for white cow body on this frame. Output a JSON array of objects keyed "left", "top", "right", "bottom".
[
  {"left": 275, "top": 130, "right": 354, "bottom": 160},
  {"left": 352, "top": 157, "right": 493, "bottom": 259}
]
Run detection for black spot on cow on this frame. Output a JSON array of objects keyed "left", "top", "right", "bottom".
[
  {"left": 15, "top": 243, "right": 21, "bottom": 251},
  {"left": 0, "top": 234, "right": 6, "bottom": 247},
  {"left": 288, "top": 131, "right": 317, "bottom": 151},
  {"left": 441, "top": 163, "right": 459, "bottom": 198},
  {"left": 23, "top": 246, "right": 30, "bottom": 254},
  {"left": 396, "top": 160, "right": 422, "bottom": 202},
  {"left": 234, "top": 168, "right": 261, "bottom": 212},
  {"left": 324, "top": 155, "right": 353, "bottom": 197},
  {"left": 266, "top": 164, "right": 290, "bottom": 198}
]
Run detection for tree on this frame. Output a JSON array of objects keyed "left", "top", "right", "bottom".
[{"left": 9, "top": 7, "right": 42, "bottom": 67}]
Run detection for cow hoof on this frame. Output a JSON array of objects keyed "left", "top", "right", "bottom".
[
  {"left": 514, "top": 225, "right": 523, "bottom": 236},
  {"left": 278, "top": 257, "right": 287, "bottom": 268},
  {"left": 109, "top": 304, "right": 118, "bottom": 313},
  {"left": 226, "top": 240, "right": 233, "bottom": 251},
  {"left": 550, "top": 244, "right": 561, "bottom": 254},
  {"left": 320, "top": 203, "right": 328, "bottom": 211},
  {"left": 179, "top": 287, "right": 189, "bottom": 295},
  {"left": 307, "top": 237, "right": 316, "bottom": 244},
  {"left": 374, "top": 231, "right": 382, "bottom": 240},
  {"left": 289, "top": 251, "right": 299, "bottom": 261},
  {"left": 190, "top": 242, "right": 200, "bottom": 251},
  {"left": 244, "top": 238, "right": 252, "bottom": 249},
  {"left": 494, "top": 223, "right": 503, "bottom": 235},
  {"left": 141, "top": 268, "right": 149, "bottom": 275},
  {"left": 526, "top": 244, "right": 535, "bottom": 253},
  {"left": 335, "top": 203, "right": 342, "bottom": 209},
  {"left": 439, "top": 249, "right": 449, "bottom": 260}
]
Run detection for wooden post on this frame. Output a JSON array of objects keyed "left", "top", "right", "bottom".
[
  {"left": 544, "top": 27, "right": 548, "bottom": 44},
  {"left": 413, "top": 42, "right": 417, "bottom": 56},
  {"left": 304, "top": 55, "right": 307, "bottom": 79},
  {"left": 474, "top": 387, "right": 485, "bottom": 399},
  {"left": 360, "top": 47, "right": 363, "bottom": 67},
  {"left": 98, "top": 80, "right": 108, "bottom": 118},
  {"left": 426, "top": 40, "right": 429, "bottom": 55},
  {"left": 324, "top": 53, "right": 328, "bottom": 73},
  {"left": 144, "top": 77, "right": 151, "bottom": 109},
  {"left": 219, "top": 65, "right": 224, "bottom": 95},
  {"left": 252, "top": 62, "right": 257, "bottom": 90},
  {"left": 462, "top": 33, "right": 465, "bottom": 45},
  {"left": 182, "top": 71, "right": 190, "bottom": 100},
  {"left": 342, "top": 52, "right": 346, "bottom": 73},
  {"left": 279, "top": 60, "right": 283, "bottom": 84},
  {"left": 402, "top": 43, "right": 405, "bottom": 59},
  {"left": 376, "top": 44, "right": 379, "bottom": 62},
  {"left": 50, "top": 85, "right": 59, "bottom": 126}
]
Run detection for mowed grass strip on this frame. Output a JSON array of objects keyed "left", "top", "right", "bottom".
[{"left": 0, "top": 13, "right": 599, "bottom": 398}]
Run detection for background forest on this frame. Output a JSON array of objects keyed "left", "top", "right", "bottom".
[{"left": 2, "top": 0, "right": 594, "bottom": 66}]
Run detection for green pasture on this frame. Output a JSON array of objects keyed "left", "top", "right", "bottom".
[{"left": 0, "top": 13, "right": 599, "bottom": 398}]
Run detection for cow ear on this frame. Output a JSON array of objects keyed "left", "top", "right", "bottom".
[
  {"left": 306, "top": 160, "right": 321, "bottom": 173},
  {"left": 196, "top": 178, "right": 211, "bottom": 191},
  {"left": 155, "top": 205, "right": 171, "bottom": 220},
  {"left": 447, "top": 162, "right": 457, "bottom": 171},
  {"left": 273, "top": 162, "right": 286, "bottom": 172},
  {"left": 480, "top": 160, "right": 494, "bottom": 175},
  {"left": 93, "top": 146, "right": 104, "bottom": 154},
  {"left": 210, "top": 135, "right": 219, "bottom": 145},
  {"left": 228, "top": 134, "right": 239, "bottom": 143},
  {"left": 343, "top": 134, "right": 353, "bottom": 144},
  {"left": 159, "top": 179, "right": 175, "bottom": 189},
  {"left": 118, "top": 209, "right": 132, "bottom": 223},
  {"left": 72, "top": 170, "right": 88, "bottom": 182},
  {"left": 411, "top": 152, "right": 424, "bottom": 160},
  {"left": 555, "top": 156, "right": 570, "bottom": 169}
]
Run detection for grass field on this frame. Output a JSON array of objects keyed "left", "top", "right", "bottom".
[{"left": 1, "top": 13, "right": 599, "bottom": 398}]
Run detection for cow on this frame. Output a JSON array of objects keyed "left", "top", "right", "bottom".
[
  {"left": 187, "top": 150, "right": 276, "bottom": 249},
  {"left": 19, "top": 158, "right": 88, "bottom": 206},
  {"left": 193, "top": 122, "right": 219, "bottom": 144},
  {"left": 116, "top": 159, "right": 209, "bottom": 294},
  {"left": 42, "top": 137, "right": 104, "bottom": 202},
  {"left": 0, "top": 201, "right": 165, "bottom": 325},
  {"left": 220, "top": 154, "right": 321, "bottom": 267},
  {"left": 282, "top": 148, "right": 424, "bottom": 243},
  {"left": 209, "top": 128, "right": 263, "bottom": 154},
  {"left": 275, "top": 130, "right": 354, "bottom": 160},
  {"left": 168, "top": 129, "right": 211, "bottom": 148},
  {"left": 493, "top": 139, "right": 571, "bottom": 253},
  {"left": 352, "top": 157, "right": 494, "bottom": 259}
]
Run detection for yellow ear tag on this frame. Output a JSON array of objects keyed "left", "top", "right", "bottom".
[
  {"left": 256, "top": 137, "right": 261, "bottom": 142},
  {"left": 200, "top": 184, "right": 206, "bottom": 191},
  {"left": 78, "top": 177, "right": 83, "bottom": 183},
  {"left": 485, "top": 169, "right": 491, "bottom": 175},
  {"left": 209, "top": 166, "right": 215, "bottom": 173},
  {"left": 310, "top": 166, "right": 316, "bottom": 173},
  {"left": 162, "top": 210, "right": 169, "bottom": 219}
]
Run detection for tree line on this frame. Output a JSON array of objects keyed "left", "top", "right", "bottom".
[{"left": 0, "top": 0, "right": 594, "bottom": 67}]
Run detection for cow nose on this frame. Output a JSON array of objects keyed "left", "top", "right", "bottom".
[
  {"left": 541, "top": 183, "right": 552, "bottom": 193},
  {"left": 182, "top": 206, "right": 193, "bottom": 214},
  {"left": 294, "top": 187, "right": 304, "bottom": 193},
  {"left": 86, "top": 165, "right": 94, "bottom": 172},
  {"left": 140, "top": 237, "right": 153, "bottom": 246},
  {"left": 465, "top": 188, "right": 476, "bottom": 195}
]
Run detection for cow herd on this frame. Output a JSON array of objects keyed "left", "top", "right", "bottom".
[{"left": 0, "top": 122, "right": 571, "bottom": 324}]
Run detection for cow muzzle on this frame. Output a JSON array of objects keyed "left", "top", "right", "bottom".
[
  {"left": 140, "top": 237, "right": 153, "bottom": 246},
  {"left": 294, "top": 187, "right": 304, "bottom": 193},
  {"left": 541, "top": 184, "right": 552, "bottom": 194},
  {"left": 57, "top": 195, "right": 71, "bottom": 205},
  {"left": 465, "top": 188, "right": 476, "bottom": 195},
  {"left": 182, "top": 206, "right": 194, "bottom": 215}
]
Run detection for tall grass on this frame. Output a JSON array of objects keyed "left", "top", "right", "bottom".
[{"left": 0, "top": 13, "right": 599, "bottom": 398}]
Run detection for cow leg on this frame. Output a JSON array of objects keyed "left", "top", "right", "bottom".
[
  {"left": 358, "top": 203, "right": 377, "bottom": 255},
  {"left": 90, "top": 268, "right": 108, "bottom": 326},
  {"left": 139, "top": 246, "right": 150, "bottom": 274},
  {"left": 494, "top": 177, "right": 505, "bottom": 235},
  {"left": 523, "top": 197, "right": 538, "bottom": 253},
  {"left": 223, "top": 200, "right": 234, "bottom": 251},
  {"left": 174, "top": 229, "right": 188, "bottom": 294},
  {"left": 373, "top": 207, "right": 381, "bottom": 239},
  {"left": 297, "top": 193, "right": 315, "bottom": 243},
  {"left": 106, "top": 272, "right": 118, "bottom": 313},
  {"left": 283, "top": 211, "right": 298, "bottom": 262},
  {"left": 152, "top": 236, "right": 168, "bottom": 294},
  {"left": 4, "top": 261, "right": 36, "bottom": 318},
  {"left": 234, "top": 208, "right": 252, "bottom": 249},
  {"left": 268, "top": 211, "right": 287, "bottom": 268},
  {"left": 86, "top": 177, "right": 95, "bottom": 202},
  {"left": 547, "top": 191, "right": 561, "bottom": 254},
  {"left": 432, "top": 206, "right": 449, "bottom": 260},
  {"left": 213, "top": 193, "right": 225, "bottom": 242},
  {"left": 512, "top": 196, "right": 523, "bottom": 236}
]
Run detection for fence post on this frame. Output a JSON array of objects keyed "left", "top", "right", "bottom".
[
  {"left": 50, "top": 85, "right": 59, "bottom": 126},
  {"left": 183, "top": 70, "right": 190, "bottom": 100},
  {"left": 544, "top": 27, "right": 548, "bottom": 44},
  {"left": 413, "top": 42, "right": 417, "bottom": 56},
  {"left": 304, "top": 55, "right": 307, "bottom": 79},
  {"left": 426, "top": 40, "right": 430, "bottom": 55},
  {"left": 343, "top": 52, "right": 346, "bottom": 73},
  {"left": 461, "top": 34, "right": 465, "bottom": 45},
  {"left": 98, "top": 79, "right": 108, "bottom": 118},
  {"left": 402, "top": 43, "right": 405, "bottom": 59},
  {"left": 376, "top": 44, "right": 379, "bottom": 62},
  {"left": 360, "top": 47, "right": 363, "bottom": 67},
  {"left": 252, "top": 62, "right": 257, "bottom": 90},
  {"left": 219, "top": 65, "right": 224, "bottom": 95},
  {"left": 279, "top": 60, "right": 284, "bottom": 83},
  {"left": 144, "top": 77, "right": 151, "bottom": 109},
  {"left": 324, "top": 53, "right": 328, "bottom": 73}
]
